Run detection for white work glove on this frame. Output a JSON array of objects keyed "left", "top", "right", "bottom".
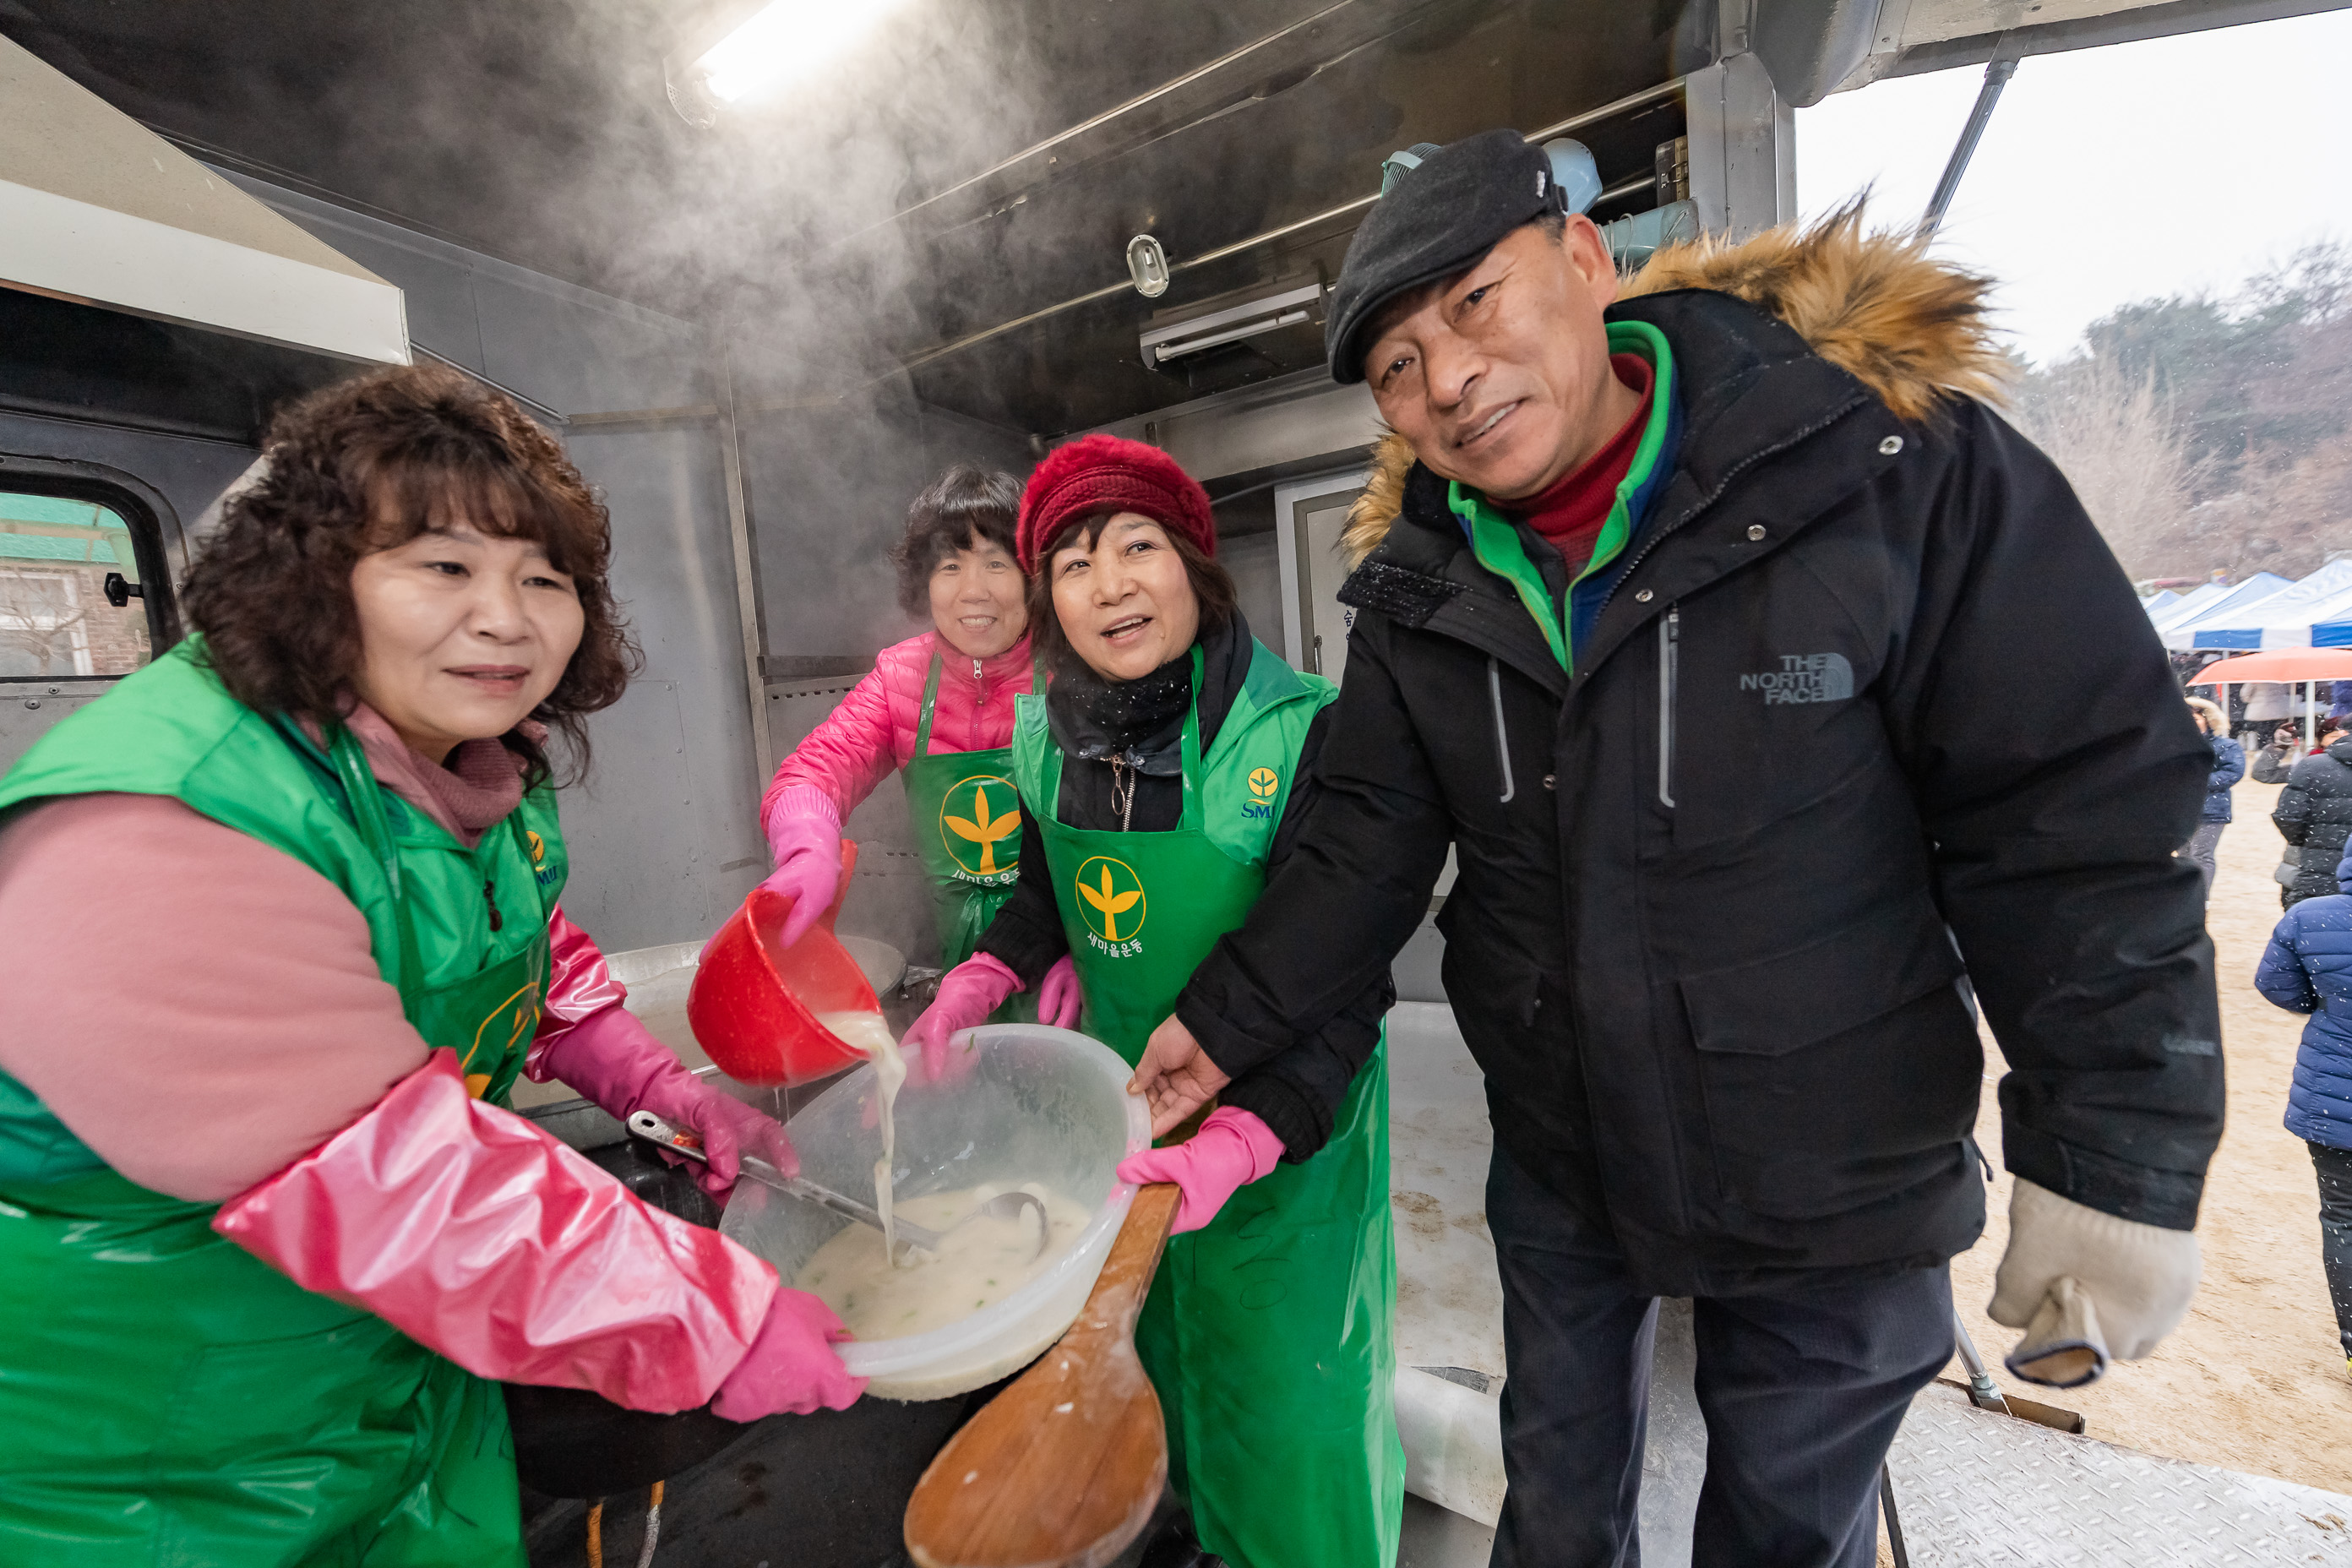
[{"left": 1988, "top": 1177, "right": 2200, "bottom": 1388}]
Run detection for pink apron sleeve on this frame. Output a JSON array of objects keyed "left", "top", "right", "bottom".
[
  {"left": 525, "top": 904, "right": 629, "bottom": 1078},
  {"left": 215, "top": 1048, "right": 777, "bottom": 1413},
  {"left": 760, "top": 662, "right": 901, "bottom": 826}
]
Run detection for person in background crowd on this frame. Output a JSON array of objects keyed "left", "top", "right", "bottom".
[
  {"left": 2254, "top": 841, "right": 2352, "bottom": 1377},
  {"left": 2276, "top": 723, "right": 2352, "bottom": 907},
  {"left": 2241, "top": 680, "right": 2294, "bottom": 747},
  {"left": 2182, "top": 697, "right": 2242, "bottom": 896},
  {"left": 758, "top": 467, "right": 1075, "bottom": 1023},
  {"left": 2252, "top": 717, "right": 2329, "bottom": 785}
]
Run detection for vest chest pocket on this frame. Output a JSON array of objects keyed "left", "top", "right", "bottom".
[{"left": 1665, "top": 596, "right": 1884, "bottom": 848}]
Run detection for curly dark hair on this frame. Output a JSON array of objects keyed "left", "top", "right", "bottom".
[
  {"left": 180, "top": 364, "right": 639, "bottom": 786},
  {"left": 890, "top": 466, "right": 1024, "bottom": 617}
]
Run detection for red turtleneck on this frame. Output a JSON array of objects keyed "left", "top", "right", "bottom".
[{"left": 1502, "top": 353, "right": 1655, "bottom": 569}]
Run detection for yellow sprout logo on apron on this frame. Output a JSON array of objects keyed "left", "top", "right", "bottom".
[
  {"left": 1244, "top": 766, "right": 1280, "bottom": 820},
  {"left": 1075, "top": 855, "right": 1146, "bottom": 954},
  {"left": 461, "top": 981, "right": 543, "bottom": 1098},
  {"left": 940, "top": 775, "right": 1022, "bottom": 880}
]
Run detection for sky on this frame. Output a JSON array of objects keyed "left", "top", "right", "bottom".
[{"left": 1794, "top": 7, "right": 2352, "bottom": 368}]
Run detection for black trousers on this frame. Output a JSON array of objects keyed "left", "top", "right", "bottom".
[
  {"left": 2309, "top": 1141, "right": 2352, "bottom": 1361},
  {"left": 1486, "top": 1146, "right": 1952, "bottom": 1568}
]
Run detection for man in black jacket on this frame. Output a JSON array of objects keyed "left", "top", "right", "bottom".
[
  {"left": 2273, "top": 728, "right": 2352, "bottom": 906},
  {"left": 1129, "top": 131, "right": 2223, "bottom": 1567}
]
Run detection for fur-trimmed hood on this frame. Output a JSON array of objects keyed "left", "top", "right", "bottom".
[{"left": 1342, "top": 206, "right": 2009, "bottom": 565}]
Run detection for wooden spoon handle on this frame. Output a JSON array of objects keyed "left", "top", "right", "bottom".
[
  {"left": 901, "top": 1179, "right": 1186, "bottom": 1568},
  {"left": 1080, "top": 1181, "right": 1181, "bottom": 1336}
]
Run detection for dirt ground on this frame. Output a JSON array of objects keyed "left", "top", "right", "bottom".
[{"left": 1941, "top": 777, "right": 2352, "bottom": 1494}]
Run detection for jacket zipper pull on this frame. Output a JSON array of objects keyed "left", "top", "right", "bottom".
[
  {"left": 1487, "top": 657, "right": 1516, "bottom": 804},
  {"left": 1658, "top": 607, "right": 1680, "bottom": 809},
  {"left": 483, "top": 876, "right": 502, "bottom": 932}
]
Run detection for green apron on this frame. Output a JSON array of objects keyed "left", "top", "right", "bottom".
[
  {"left": 900, "top": 647, "right": 1038, "bottom": 970},
  {"left": 0, "top": 643, "right": 563, "bottom": 1566},
  {"left": 1010, "top": 642, "right": 1403, "bottom": 1568}
]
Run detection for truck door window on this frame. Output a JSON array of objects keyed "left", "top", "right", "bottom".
[{"left": 0, "top": 492, "right": 152, "bottom": 678}]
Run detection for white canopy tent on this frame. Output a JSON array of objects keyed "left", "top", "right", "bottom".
[
  {"left": 2147, "top": 580, "right": 2230, "bottom": 629},
  {"left": 2163, "top": 561, "right": 2352, "bottom": 651},
  {"left": 2154, "top": 573, "right": 2295, "bottom": 634}
]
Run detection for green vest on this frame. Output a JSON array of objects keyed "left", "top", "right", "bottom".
[
  {"left": 0, "top": 640, "right": 563, "bottom": 1565},
  {"left": 1010, "top": 640, "right": 1406, "bottom": 1568},
  {"left": 1008, "top": 641, "right": 1330, "bottom": 1016}
]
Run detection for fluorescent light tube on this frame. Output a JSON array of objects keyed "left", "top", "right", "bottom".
[{"left": 694, "top": 0, "right": 912, "bottom": 105}]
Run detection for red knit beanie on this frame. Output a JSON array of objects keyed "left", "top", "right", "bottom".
[{"left": 1015, "top": 434, "right": 1216, "bottom": 574}]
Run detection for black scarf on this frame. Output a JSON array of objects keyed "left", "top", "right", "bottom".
[{"left": 1045, "top": 645, "right": 1193, "bottom": 776}]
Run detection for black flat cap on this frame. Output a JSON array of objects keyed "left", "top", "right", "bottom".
[{"left": 1326, "top": 128, "right": 1558, "bottom": 385}]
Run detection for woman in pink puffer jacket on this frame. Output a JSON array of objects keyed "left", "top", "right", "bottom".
[{"left": 758, "top": 467, "right": 1079, "bottom": 1023}]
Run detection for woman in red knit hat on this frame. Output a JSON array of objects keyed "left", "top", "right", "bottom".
[{"left": 905, "top": 433, "right": 1404, "bottom": 1568}]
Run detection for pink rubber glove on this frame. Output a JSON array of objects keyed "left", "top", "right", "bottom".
[
  {"left": 1114, "top": 1106, "right": 1285, "bottom": 1234},
  {"left": 904, "top": 951, "right": 1022, "bottom": 1082},
  {"left": 215, "top": 1048, "right": 777, "bottom": 1413},
  {"left": 1037, "top": 955, "right": 1083, "bottom": 1030},
  {"left": 760, "top": 791, "right": 847, "bottom": 951},
  {"left": 711, "top": 1287, "right": 867, "bottom": 1419},
  {"left": 537, "top": 1006, "right": 797, "bottom": 1203}
]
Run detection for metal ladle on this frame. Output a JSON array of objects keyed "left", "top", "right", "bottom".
[{"left": 626, "top": 1111, "right": 1049, "bottom": 1261}]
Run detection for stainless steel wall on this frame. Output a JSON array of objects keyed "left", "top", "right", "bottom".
[{"left": 744, "top": 385, "right": 1035, "bottom": 968}]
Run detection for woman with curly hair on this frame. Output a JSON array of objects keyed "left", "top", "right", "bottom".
[{"left": 0, "top": 366, "right": 860, "bottom": 1565}]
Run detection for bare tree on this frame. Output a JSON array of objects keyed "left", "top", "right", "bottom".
[
  {"left": 0, "top": 570, "right": 92, "bottom": 679},
  {"left": 2204, "top": 428, "right": 2352, "bottom": 580},
  {"left": 2014, "top": 357, "right": 2207, "bottom": 580}
]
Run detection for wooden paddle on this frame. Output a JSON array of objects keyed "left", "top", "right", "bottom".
[{"left": 902, "top": 1179, "right": 1185, "bottom": 1568}]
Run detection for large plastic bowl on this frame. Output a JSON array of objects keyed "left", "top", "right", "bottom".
[{"left": 721, "top": 1022, "right": 1148, "bottom": 1402}]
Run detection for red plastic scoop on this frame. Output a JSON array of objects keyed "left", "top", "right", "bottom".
[{"left": 688, "top": 841, "right": 883, "bottom": 1086}]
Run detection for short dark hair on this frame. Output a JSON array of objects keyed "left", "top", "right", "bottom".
[
  {"left": 891, "top": 466, "right": 1023, "bottom": 617},
  {"left": 1025, "top": 510, "right": 1237, "bottom": 668},
  {"left": 181, "top": 364, "right": 639, "bottom": 786}
]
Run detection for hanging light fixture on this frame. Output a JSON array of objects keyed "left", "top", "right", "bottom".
[{"left": 668, "top": 0, "right": 914, "bottom": 118}]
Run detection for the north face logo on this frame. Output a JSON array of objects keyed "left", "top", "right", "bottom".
[{"left": 1740, "top": 653, "right": 1854, "bottom": 704}]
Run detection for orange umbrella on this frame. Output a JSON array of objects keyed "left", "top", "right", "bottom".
[{"left": 2184, "top": 649, "right": 2352, "bottom": 684}]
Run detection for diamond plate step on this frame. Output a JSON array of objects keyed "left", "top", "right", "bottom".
[{"left": 1886, "top": 1382, "right": 2352, "bottom": 1565}]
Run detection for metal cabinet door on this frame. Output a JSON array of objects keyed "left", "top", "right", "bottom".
[{"left": 1273, "top": 469, "right": 1368, "bottom": 683}]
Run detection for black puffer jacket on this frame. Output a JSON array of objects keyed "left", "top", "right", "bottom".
[
  {"left": 1175, "top": 219, "right": 2223, "bottom": 1293},
  {"left": 2273, "top": 737, "right": 2352, "bottom": 906}
]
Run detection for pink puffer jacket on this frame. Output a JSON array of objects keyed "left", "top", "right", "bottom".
[{"left": 761, "top": 630, "right": 1038, "bottom": 830}]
